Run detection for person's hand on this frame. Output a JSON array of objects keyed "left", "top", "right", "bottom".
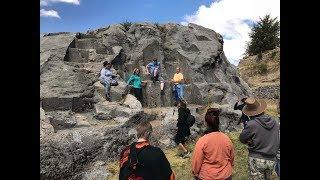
[{"left": 141, "top": 81, "right": 147, "bottom": 86}]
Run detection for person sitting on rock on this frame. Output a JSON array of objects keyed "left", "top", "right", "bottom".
[
  {"left": 239, "top": 97, "right": 280, "bottom": 180},
  {"left": 99, "top": 61, "right": 117, "bottom": 101},
  {"left": 146, "top": 59, "right": 165, "bottom": 95},
  {"left": 192, "top": 108, "right": 234, "bottom": 180},
  {"left": 119, "top": 121, "right": 175, "bottom": 180},
  {"left": 174, "top": 100, "right": 191, "bottom": 158},
  {"left": 171, "top": 67, "right": 185, "bottom": 104},
  {"left": 127, "top": 68, "right": 145, "bottom": 104},
  {"left": 234, "top": 96, "right": 249, "bottom": 126}
]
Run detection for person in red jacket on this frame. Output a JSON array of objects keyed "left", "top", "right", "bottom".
[{"left": 192, "top": 108, "right": 234, "bottom": 180}]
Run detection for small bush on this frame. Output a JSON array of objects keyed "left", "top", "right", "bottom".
[
  {"left": 257, "top": 63, "right": 268, "bottom": 74},
  {"left": 271, "top": 51, "right": 277, "bottom": 58},
  {"left": 257, "top": 52, "right": 263, "bottom": 60},
  {"left": 120, "top": 20, "right": 132, "bottom": 31}
]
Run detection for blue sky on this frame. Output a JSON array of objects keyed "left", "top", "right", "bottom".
[
  {"left": 40, "top": 0, "right": 279, "bottom": 65},
  {"left": 40, "top": 0, "right": 213, "bottom": 33}
]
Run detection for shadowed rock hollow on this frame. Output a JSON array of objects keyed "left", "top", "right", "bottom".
[{"left": 40, "top": 22, "right": 252, "bottom": 180}]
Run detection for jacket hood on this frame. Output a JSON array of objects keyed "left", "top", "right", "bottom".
[{"left": 254, "top": 115, "right": 275, "bottom": 130}]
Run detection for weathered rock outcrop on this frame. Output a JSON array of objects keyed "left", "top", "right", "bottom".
[
  {"left": 40, "top": 22, "right": 252, "bottom": 179},
  {"left": 40, "top": 23, "right": 251, "bottom": 111}
]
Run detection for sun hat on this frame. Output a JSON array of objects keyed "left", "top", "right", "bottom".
[{"left": 242, "top": 97, "right": 267, "bottom": 116}]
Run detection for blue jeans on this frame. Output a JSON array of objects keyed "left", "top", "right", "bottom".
[
  {"left": 275, "top": 160, "right": 280, "bottom": 177},
  {"left": 100, "top": 80, "right": 111, "bottom": 100},
  {"left": 173, "top": 84, "right": 185, "bottom": 102}
]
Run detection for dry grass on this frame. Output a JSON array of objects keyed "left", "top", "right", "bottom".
[
  {"left": 105, "top": 132, "right": 278, "bottom": 180},
  {"left": 238, "top": 48, "right": 280, "bottom": 88},
  {"left": 105, "top": 101, "right": 279, "bottom": 179}
]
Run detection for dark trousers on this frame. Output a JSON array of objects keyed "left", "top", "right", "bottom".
[{"left": 133, "top": 88, "right": 143, "bottom": 104}]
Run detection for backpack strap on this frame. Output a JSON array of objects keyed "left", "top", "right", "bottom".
[{"left": 128, "top": 142, "right": 150, "bottom": 169}]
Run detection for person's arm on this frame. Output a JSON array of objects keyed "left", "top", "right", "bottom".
[
  {"left": 234, "top": 101, "right": 239, "bottom": 110},
  {"left": 157, "top": 148, "right": 175, "bottom": 180},
  {"left": 192, "top": 140, "right": 205, "bottom": 177},
  {"left": 100, "top": 69, "right": 106, "bottom": 79},
  {"left": 127, "top": 75, "right": 134, "bottom": 85},
  {"left": 179, "top": 74, "right": 184, "bottom": 84},
  {"left": 146, "top": 63, "right": 150, "bottom": 74},
  {"left": 230, "top": 143, "right": 235, "bottom": 167},
  {"left": 105, "top": 69, "right": 112, "bottom": 78},
  {"left": 239, "top": 123, "right": 253, "bottom": 144},
  {"left": 177, "top": 108, "right": 185, "bottom": 122}
]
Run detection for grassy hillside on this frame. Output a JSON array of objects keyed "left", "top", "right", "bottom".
[{"left": 238, "top": 48, "right": 280, "bottom": 88}]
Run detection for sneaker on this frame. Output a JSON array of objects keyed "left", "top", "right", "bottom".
[
  {"left": 179, "top": 151, "right": 191, "bottom": 159},
  {"left": 182, "top": 151, "right": 191, "bottom": 158}
]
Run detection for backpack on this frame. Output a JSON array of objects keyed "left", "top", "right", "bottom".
[
  {"left": 186, "top": 113, "right": 195, "bottom": 127},
  {"left": 119, "top": 142, "right": 149, "bottom": 180}
]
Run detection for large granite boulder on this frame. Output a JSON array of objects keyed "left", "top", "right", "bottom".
[{"left": 42, "top": 23, "right": 252, "bottom": 110}]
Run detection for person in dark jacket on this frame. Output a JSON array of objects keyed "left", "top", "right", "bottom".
[
  {"left": 174, "top": 100, "right": 191, "bottom": 158},
  {"left": 239, "top": 97, "right": 280, "bottom": 180},
  {"left": 275, "top": 100, "right": 280, "bottom": 178},
  {"left": 234, "top": 96, "right": 249, "bottom": 125},
  {"left": 119, "top": 121, "right": 175, "bottom": 180}
]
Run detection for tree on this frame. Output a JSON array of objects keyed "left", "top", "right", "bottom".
[{"left": 246, "top": 14, "right": 280, "bottom": 56}]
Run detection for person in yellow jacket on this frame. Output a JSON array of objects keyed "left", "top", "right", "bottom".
[{"left": 171, "top": 67, "right": 185, "bottom": 103}]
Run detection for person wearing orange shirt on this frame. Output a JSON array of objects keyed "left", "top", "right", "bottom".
[
  {"left": 192, "top": 108, "right": 234, "bottom": 180},
  {"left": 171, "top": 67, "right": 185, "bottom": 104}
]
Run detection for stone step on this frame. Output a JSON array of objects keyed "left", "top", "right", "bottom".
[
  {"left": 67, "top": 48, "right": 89, "bottom": 63},
  {"left": 75, "top": 38, "right": 97, "bottom": 49},
  {"left": 74, "top": 39, "right": 112, "bottom": 54},
  {"left": 67, "top": 48, "right": 109, "bottom": 63}
]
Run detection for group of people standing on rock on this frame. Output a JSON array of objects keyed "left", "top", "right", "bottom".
[
  {"left": 99, "top": 59, "right": 186, "bottom": 105},
  {"left": 118, "top": 97, "right": 280, "bottom": 180}
]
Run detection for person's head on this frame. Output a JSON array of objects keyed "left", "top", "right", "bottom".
[
  {"left": 176, "top": 67, "right": 181, "bottom": 73},
  {"left": 177, "top": 100, "right": 187, "bottom": 109},
  {"left": 103, "top": 61, "right": 112, "bottom": 69},
  {"left": 243, "top": 97, "right": 267, "bottom": 117},
  {"left": 133, "top": 68, "right": 140, "bottom": 75},
  {"left": 136, "top": 121, "right": 153, "bottom": 140},
  {"left": 205, "top": 108, "right": 220, "bottom": 132},
  {"left": 153, "top": 59, "right": 157, "bottom": 63}
]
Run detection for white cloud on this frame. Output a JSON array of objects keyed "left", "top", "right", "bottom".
[
  {"left": 40, "top": 1, "right": 48, "bottom": 6},
  {"left": 40, "top": 9, "right": 61, "bottom": 18},
  {"left": 182, "top": 0, "right": 280, "bottom": 65},
  {"left": 40, "top": 0, "right": 80, "bottom": 6},
  {"left": 40, "top": 0, "right": 80, "bottom": 19}
]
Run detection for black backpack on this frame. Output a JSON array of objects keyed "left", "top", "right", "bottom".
[
  {"left": 186, "top": 113, "right": 195, "bottom": 127},
  {"left": 119, "top": 143, "right": 149, "bottom": 180}
]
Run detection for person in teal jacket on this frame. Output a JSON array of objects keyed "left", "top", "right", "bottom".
[{"left": 127, "top": 68, "right": 143, "bottom": 103}]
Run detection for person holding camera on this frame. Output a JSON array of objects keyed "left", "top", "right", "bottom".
[
  {"left": 234, "top": 96, "right": 249, "bottom": 126},
  {"left": 239, "top": 98, "right": 280, "bottom": 180}
]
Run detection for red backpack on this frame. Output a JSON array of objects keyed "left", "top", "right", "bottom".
[{"left": 119, "top": 142, "right": 149, "bottom": 180}]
